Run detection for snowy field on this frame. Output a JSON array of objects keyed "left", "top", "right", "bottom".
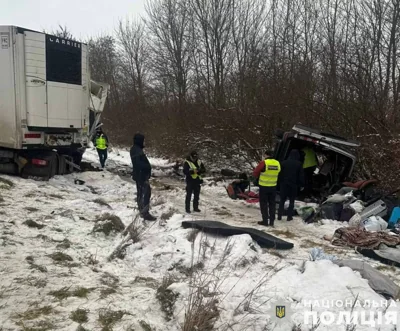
[{"left": 0, "top": 147, "right": 399, "bottom": 330}]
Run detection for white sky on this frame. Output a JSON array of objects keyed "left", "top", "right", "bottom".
[{"left": 0, "top": 0, "right": 146, "bottom": 41}]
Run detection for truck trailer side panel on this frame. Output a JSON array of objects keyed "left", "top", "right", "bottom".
[{"left": 0, "top": 26, "right": 18, "bottom": 149}]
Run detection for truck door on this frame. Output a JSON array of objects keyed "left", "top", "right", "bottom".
[{"left": 24, "top": 31, "right": 48, "bottom": 127}]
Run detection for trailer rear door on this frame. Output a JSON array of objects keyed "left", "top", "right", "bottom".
[{"left": 24, "top": 31, "right": 47, "bottom": 127}]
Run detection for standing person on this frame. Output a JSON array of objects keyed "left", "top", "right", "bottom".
[
  {"left": 253, "top": 151, "right": 281, "bottom": 227},
  {"left": 183, "top": 151, "right": 206, "bottom": 213},
  {"left": 277, "top": 149, "right": 305, "bottom": 222},
  {"left": 93, "top": 128, "right": 109, "bottom": 169},
  {"left": 301, "top": 145, "right": 318, "bottom": 196},
  {"left": 130, "top": 133, "right": 156, "bottom": 221}
]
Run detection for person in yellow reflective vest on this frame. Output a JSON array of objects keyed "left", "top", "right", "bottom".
[
  {"left": 93, "top": 128, "right": 109, "bottom": 169},
  {"left": 301, "top": 145, "right": 318, "bottom": 196},
  {"left": 183, "top": 151, "right": 206, "bottom": 213},
  {"left": 253, "top": 151, "right": 281, "bottom": 227}
]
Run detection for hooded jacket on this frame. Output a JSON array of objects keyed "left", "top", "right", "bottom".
[
  {"left": 130, "top": 134, "right": 151, "bottom": 182},
  {"left": 279, "top": 150, "right": 305, "bottom": 188}
]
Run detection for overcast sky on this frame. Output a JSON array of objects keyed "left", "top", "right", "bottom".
[{"left": 1, "top": 0, "right": 146, "bottom": 41}]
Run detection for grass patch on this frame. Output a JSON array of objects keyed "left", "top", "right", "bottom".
[
  {"left": 376, "top": 265, "right": 397, "bottom": 272},
  {"left": 47, "top": 193, "right": 64, "bottom": 199},
  {"left": 70, "top": 308, "right": 89, "bottom": 324},
  {"left": 100, "top": 272, "right": 119, "bottom": 288},
  {"left": 160, "top": 208, "right": 177, "bottom": 221},
  {"left": 93, "top": 198, "right": 112, "bottom": 209},
  {"left": 139, "top": 320, "right": 153, "bottom": 331},
  {"left": 156, "top": 275, "right": 178, "bottom": 321},
  {"left": 270, "top": 228, "right": 297, "bottom": 239},
  {"left": 26, "top": 256, "right": 48, "bottom": 273},
  {"left": 23, "top": 219, "right": 45, "bottom": 229},
  {"left": 100, "top": 287, "right": 117, "bottom": 299},
  {"left": 24, "top": 207, "right": 40, "bottom": 212},
  {"left": 299, "top": 239, "right": 321, "bottom": 248},
  {"left": 14, "top": 305, "right": 53, "bottom": 320},
  {"left": 93, "top": 213, "right": 125, "bottom": 236},
  {"left": 171, "top": 260, "right": 205, "bottom": 277},
  {"left": 49, "top": 286, "right": 92, "bottom": 300},
  {"left": 133, "top": 276, "right": 159, "bottom": 290},
  {"left": 98, "top": 309, "right": 125, "bottom": 330},
  {"left": 16, "top": 319, "right": 55, "bottom": 331},
  {"left": 235, "top": 256, "right": 259, "bottom": 268},
  {"left": 0, "top": 177, "right": 14, "bottom": 189},
  {"left": 76, "top": 326, "right": 89, "bottom": 331},
  {"left": 215, "top": 209, "right": 233, "bottom": 216},
  {"left": 267, "top": 249, "right": 285, "bottom": 259},
  {"left": 56, "top": 238, "right": 71, "bottom": 250},
  {"left": 187, "top": 229, "right": 199, "bottom": 243},
  {"left": 48, "top": 251, "right": 73, "bottom": 264}
]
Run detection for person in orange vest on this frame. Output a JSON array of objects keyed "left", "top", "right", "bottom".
[{"left": 253, "top": 151, "right": 281, "bottom": 227}]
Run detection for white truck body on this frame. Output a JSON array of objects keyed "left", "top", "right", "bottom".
[
  {"left": 0, "top": 25, "right": 108, "bottom": 179},
  {"left": 0, "top": 25, "right": 90, "bottom": 149}
]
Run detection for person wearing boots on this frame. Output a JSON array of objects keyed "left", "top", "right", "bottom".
[
  {"left": 253, "top": 151, "right": 281, "bottom": 227},
  {"left": 130, "top": 133, "right": 156, "bottom": 221},
  {"left": 183, "top": 151, "right": 206, "bottom": 213},
  {"left": 93, "top": 127, "right": 109, "bottom": 169},
  {"left": 277, "top": 149, "right": 305, "bottom": 222}
]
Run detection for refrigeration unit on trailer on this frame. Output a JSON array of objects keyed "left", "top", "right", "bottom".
[{"left": 0, "top": 25, "right": 108, "bottom": 179}]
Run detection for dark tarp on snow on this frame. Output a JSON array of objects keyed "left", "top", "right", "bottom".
[
  {"left": 334, "top": 259, "right": 400, "bottom": 299},
  {"left": 357, "top": 244, "right": 400, "bottom": 269},
  {"left": 181, "top": 220, "right": 294, "bottom": 250}
]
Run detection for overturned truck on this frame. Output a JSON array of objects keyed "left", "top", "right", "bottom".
[{"left": 273, "top": 125, "right": 363, "bottom": 197}]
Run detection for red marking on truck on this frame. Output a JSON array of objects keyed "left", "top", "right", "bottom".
[
  {"left": 24, "top": 133, "right": 41, "bottom": 139},
  {"left": 32, "top": 159, "right": 47, "bottom": 166}
]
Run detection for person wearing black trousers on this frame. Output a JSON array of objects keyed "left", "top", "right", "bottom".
[
  {"left": 130, "top": 133, "right": 156, "bottom": 221},
  {"left": 278, "top": 149, "right": 305, "bottom": 221},
  {"left": 183, "top": 151, "right": 206, "bottom": 213}
]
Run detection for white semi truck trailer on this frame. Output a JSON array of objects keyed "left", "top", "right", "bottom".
[{"left": 0, "top": 26, "right": 109, "bottom": 180}]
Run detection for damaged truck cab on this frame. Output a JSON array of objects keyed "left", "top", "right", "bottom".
[{"left": 273, "top": 125, "right": 361, "bottom": 196}]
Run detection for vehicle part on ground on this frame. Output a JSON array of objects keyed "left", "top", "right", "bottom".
[{"left": 181, "top": 220, "right": 294, "bottom": 249}]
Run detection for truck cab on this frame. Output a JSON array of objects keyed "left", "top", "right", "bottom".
[{"left": 273, "top": 125, "right": 361, "bottom": 197}]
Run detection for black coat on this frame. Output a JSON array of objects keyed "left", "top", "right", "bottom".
[
  {"left": 130, "top": 134, "right": 151, "bottom": 182},
  {"left": 183, "top": 156, "right": 206, "bottom": 184},
  {"left": 279, "top": 150, "right": 305, "bottom": 188}
]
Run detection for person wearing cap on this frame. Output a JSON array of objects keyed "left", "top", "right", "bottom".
[
  {"left": 253, "top": 150, "right": 281, "bottom": 227},
  {"left": 130, "top": 133, "right": 156, "bottom": 221},
  {"left": 183, "top": 151, "right": 206, "bottom": 213}
]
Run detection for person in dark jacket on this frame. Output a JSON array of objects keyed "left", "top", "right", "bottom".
[
  {"left": 93, "top": 128, "right": 109, "bottom": 169},
  {"left": 183, "top": 151, "right": 206, "bottom": 213},
  {"left": 278, "top": 149, "right": 305, "bottom": 221},
  {"left": 130, "top": 133, "right": 156, "bottom": 221}
]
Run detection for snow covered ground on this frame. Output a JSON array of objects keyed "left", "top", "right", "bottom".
[{"left": 0, "top": 148, "right": 399, "bottom": 331}]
